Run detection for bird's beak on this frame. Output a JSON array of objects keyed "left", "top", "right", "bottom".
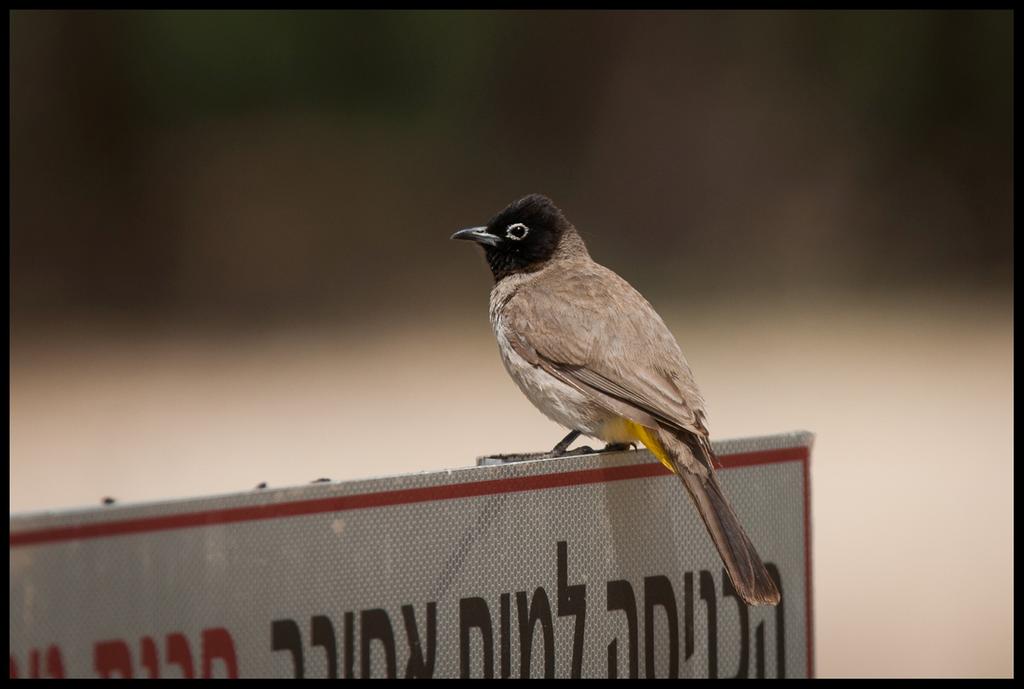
[{"left": 451, "top": 226, "right": 501, "bottom": 247}]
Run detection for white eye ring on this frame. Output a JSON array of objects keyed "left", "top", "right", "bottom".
[{"left": 506, "top": 223, "right": 529, "bottom": 240}]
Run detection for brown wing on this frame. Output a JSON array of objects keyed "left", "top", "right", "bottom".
[{"left": 503, "top": 261, "right": 709, "bottom": 440}]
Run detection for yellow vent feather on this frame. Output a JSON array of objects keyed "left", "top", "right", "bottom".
[{"left": 613, "top": 418, "right": 675, "bottom": 474}]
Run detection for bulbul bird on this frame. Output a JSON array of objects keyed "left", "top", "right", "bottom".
[{"left": 452, "top": 194, "right": 780, "bottom": 606}]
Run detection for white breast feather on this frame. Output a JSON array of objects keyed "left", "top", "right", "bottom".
[{"left": 490, "top": 309, "right": 614, "bottom": 440}]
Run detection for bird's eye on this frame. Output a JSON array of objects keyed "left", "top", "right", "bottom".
[{"left": 506, "top": 223, "right": 529, "bottom": 241}]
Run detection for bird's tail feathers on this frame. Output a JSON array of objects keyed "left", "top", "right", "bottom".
[{"left": 678, "top": 467, "right": 781, "bottom": 606}]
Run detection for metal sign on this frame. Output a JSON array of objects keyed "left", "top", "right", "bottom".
[{"left": 9, "top": 431, "right": 814, "bottom": 678}]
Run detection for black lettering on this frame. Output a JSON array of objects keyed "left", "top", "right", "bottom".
[
  {"left": 500, "top": 593, "right": 511, "bottom": 679},
  {"left": 401, "top": 603, "right": 437, "bottom": 678},
  {"left": 343, "top": 612, "right": 354, "bottom": 679},
  {"left": 722, "top": 570, "right": 750, "bottom": 678},
  {"left": 360, "top": 609, "right": 396, "bottom": 678},
  {"left": 271, "top": 619, "right": 303, "bottom": 679},
  {"left": 459, "top": 597, "right": 494, "bottom": 678},
  {"left": 684, "top": 572, "right": 694, "bottom": 661},
  {"left": 699, "top": 570, "right": 718, "bottom": 679},
  {"left": 556, "top": 541, "right": 587, "bottom": 678},
  {"left": 755, "top": 622, "right": 766, "bottom": 679},
  {"left": 644, "top": 576, "right": 679, "bottom": 678},
  {"left": 516, "top": 588, "right": 555, "bottom": 678},
  {"left": 310, "top": 616, "right": 337, "bottom": 679},
  {"left": 606, "top": 579, "right": 638, "bottom": 679},
  {"left": 765, "top": 563, "right": 786, "bottom": 679}
]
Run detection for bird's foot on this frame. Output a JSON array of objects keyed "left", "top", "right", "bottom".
[
  {"left": 556, "top": 445, "right": 595, "bottom": 457},
  {"left": 549, "top": 429, "right": 582, "bottom": 457},
  {"left": 602, "top": 442, "right": 637, "bottom": 453}
]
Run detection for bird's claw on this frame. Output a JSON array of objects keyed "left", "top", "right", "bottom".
[{"left": 547, "top": 444, "right": 595, "bottom": 459}]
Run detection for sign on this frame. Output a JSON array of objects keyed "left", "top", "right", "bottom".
[{"left": 9, "top": 431, "right": 814, "bottom": 678}]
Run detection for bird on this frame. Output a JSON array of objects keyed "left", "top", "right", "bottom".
[{"left": 451, "top": 194, "right": 780, "bottom": 606}]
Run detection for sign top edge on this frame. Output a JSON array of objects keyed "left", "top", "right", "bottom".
[{"left": 10, "top": 430, "right": 814, "bottom": 529}]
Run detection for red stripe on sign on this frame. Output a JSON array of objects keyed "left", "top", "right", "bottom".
[{"left": 9, "top": 445, "right": 807, "bottom": 547}]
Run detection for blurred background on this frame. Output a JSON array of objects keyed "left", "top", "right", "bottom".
[{"left": 10, "top": 10, "right": 1012, "bottom": 678}]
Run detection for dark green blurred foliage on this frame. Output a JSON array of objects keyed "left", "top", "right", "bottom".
[
  {"left": 11, "top": 10, "right": 1012, "bottom": 329},
  {"left": 127, "top": 11, "right": 501, "bottom": 125}
]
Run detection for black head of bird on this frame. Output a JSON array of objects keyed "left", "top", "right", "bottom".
[{"left": 451, "top": 194, "right": 573, "bottom": 281}]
